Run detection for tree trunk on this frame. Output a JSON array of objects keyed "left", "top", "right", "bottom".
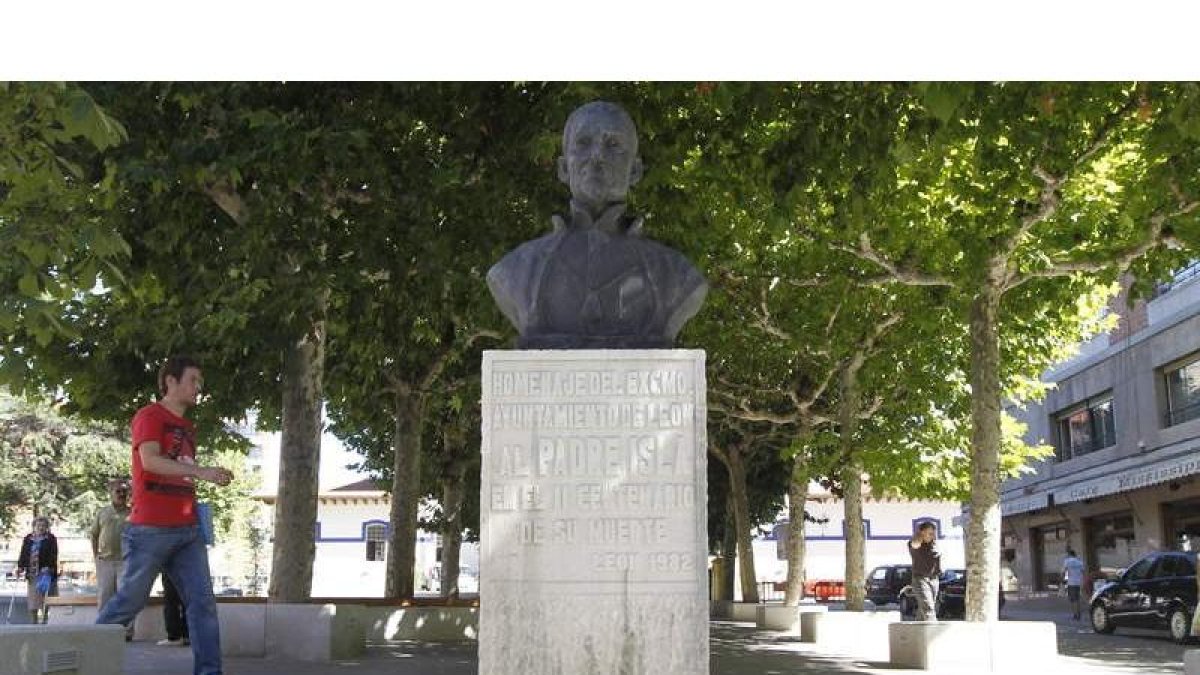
[
  {"left": 385, "top": 392, "right": 424, "bottom": 599},
  {"left": 965, "top": 283, "right": 1004, "bottom": 622},
  {"left": 784, "top": 452, "right": 809, "bottom": 606},
  {"left": 720, "top": 502, "right": 736, "bottom": 602},
  {"left": 268, "top": 315, "right": 325, "bottom": 603},
  {"left": 840, "top": 368, "right": 867, "bottom": 611},
  {"left": 724, "top": 444, "right": 759, "bottom": 603},
  {"left": 439, "top": 460, "right": 466, "bottom": 598}
]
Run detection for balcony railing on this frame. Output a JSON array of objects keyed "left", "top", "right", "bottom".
[{"left": 1155, "top": 260, "right": 1200, "bottom": 296}]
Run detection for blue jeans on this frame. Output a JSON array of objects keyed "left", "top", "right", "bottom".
[{"left": 96, "top": 524, "right": 222, "bottom": 675}]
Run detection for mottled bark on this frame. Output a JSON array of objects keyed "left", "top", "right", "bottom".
[
  {"left": 439, "top": 460, "right": 467, "bottom": 598},
  {"left": 726, "top": 445, "right": 759, "bottom": 603},
  {"left": 784, "top": 454, "right": 809, "bottom": 606},
  {"left": 719, "top": 506, "right": 736, "bottom": 603},
  {"left": 840, "top": 367, "right": 866, "bottom": 611},
  {"left": 385, "top": 393, "right": 424, "bottom": 599},
  {"left": 268, "top": 313, "right": 325, "bottom": 603},
  {"left": 966, "top": 282, "right": 1003, "bottom": 622}
]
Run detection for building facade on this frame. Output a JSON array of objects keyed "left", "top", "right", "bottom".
[
  {"left": 254, "top": 479, "right": 479, "bottom": 597},
  {"left": 733, "top": 485, "right": 968, "bottom": 600},
  {"left": 1000, "top": 263, "right": 1200, "bottom": 593}
]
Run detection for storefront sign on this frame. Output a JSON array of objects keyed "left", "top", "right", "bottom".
[
  {"left": 1053, "top": 449, "right": 1200, "bottom": 505},
  {"left": 1000, "top": 492, "right": 1050, "bottom": 516}
]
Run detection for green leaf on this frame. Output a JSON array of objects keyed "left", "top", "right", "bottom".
[{"left": 18, "top": 273, "right": 40, "bottom": 297}]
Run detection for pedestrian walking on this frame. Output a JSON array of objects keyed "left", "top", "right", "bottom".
[
  {"left": 157, "top": 574, "right": 190, "bottom": 647},
  {"left": 95, "top": 355, "right": 233, "bottom": 675},
  {"left": 17, "top": 516, "right": 58, "bottom": 624},
  {"left": 907, "top": 521, "right": 941, "bottom": 621},
  {"left": 1063, "top": 548, "right": 1085, "bottom": 620},
  {"left": 91, "top": 478, "right": 134, "bottom": 639}
]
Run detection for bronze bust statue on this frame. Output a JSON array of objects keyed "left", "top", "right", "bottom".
[{"left": 487, "top": 101, "right": 708, "bottom": 349}]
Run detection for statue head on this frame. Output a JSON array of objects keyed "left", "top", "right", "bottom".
[{"left": 557, "top": 101, "right": 644, "bottom": 216}]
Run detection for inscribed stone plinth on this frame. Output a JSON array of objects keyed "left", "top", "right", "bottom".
[{"left": 480, "top": 350, "right": 708, "bottom": 675}]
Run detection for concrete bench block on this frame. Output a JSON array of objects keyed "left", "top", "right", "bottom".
[
  {"left": 265, "top": 603, "right": 365, "bottom": 661},
  {"left": 888, "top": 620, "right": 1057, "bottom": 671},
  {"left": 357, "top": 606, "right": 478, "bottom": 642},
  {"left": 729, "top": 602, "right": 760, "bottom": 622},
  {"left": 801, "top": 610, "right": 900, "bottom": 661},
  {"left": 0, "top": 624, "right": 125, "bottom": 675},
  {"left": 1184, "top": 649, "right": 1199, "bottom": 675},
  {"left": 755, "top": 603, "right": 828, "bottom": 633},
  {"left": 218, "top": 603, "right": 266, "bottom": 656}
]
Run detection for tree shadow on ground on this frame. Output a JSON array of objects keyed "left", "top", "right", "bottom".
[
  {"left": 709, "top": 621, "right": 888, "bottom": 674},
  {"left": 1052, "top": 625, "right": 1188, "bottom": 675}
]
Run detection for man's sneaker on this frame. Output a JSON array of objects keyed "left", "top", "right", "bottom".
[{"left": 156, "top": 638, "right": 186, "bottom": 647}]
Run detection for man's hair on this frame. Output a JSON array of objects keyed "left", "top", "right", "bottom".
[
  {"left": 916, "top": 521, "right": 937, "bottom": 533},
  {"left": 1067, "top": 548, "right": 1077, "bottom": 557},
  {"left": 562, "top": 101, "right": 638, "bottom": 153},
  {"left": 158, "top": 355, "right": 200, "bottom": 396}
]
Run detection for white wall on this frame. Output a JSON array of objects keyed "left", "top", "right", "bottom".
[{"left": 734, "top": 498, "right": 965, "bottom": 599}]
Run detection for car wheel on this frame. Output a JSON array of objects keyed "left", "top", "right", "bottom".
[
  {"left": 900, "top": 595, "right": 915, "bottom": 619},
  {"left": 1091, "top": 603, "right": 1115, "bottom": 634},
  {"left": 1168, "top": 608, "right": 1192, "bottom": 644}
]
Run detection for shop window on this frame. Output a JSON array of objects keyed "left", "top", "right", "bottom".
[
  {"left": 1164, "top": 353, "right": 1200, "bottom": 427},
  {"left": 1054, "top": 393, "right": 1116, "bottom": 461},
  {"left": 1088, "top": 513, "right": 1137, "bottom": 581},
  {"left": 1033, "top": 523, "right": 1069, "bottom": 591},
  {"left": 365, "top": 523, "right": 387, "bottom": 562},
  {"left": 1162, "top": 499, "right": 1200, "bottom": 552}
]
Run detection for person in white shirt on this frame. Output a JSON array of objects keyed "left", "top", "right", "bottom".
[{"left": 1062, "top": 549, "right": 1086, "bottom": 620}]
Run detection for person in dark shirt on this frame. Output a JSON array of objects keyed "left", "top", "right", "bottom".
[{"left": 907, "top": 521, "right": 941, "bottom": 621}]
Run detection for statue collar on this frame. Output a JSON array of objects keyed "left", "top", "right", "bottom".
[{"left": 555, "top": 200, "right": 644, "bottom": 236}]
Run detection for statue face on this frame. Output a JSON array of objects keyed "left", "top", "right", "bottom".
[{"left": 558, "top": 106, "right": 643, "bottom": 211}]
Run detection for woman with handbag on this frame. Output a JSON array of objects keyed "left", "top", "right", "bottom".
[{"left": 17, "top": 516, "right": 59, "bottom": 624}]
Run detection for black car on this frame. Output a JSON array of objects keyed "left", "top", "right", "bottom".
[
  {"left": 935, "top": 569, "right": 1006, "bottom": 619},
  {"left": 1090, "top": 550, "right": 1197, "bottom": 643},
  {"left": 866, "top": 564, "right": 912, "bottom": 607}
]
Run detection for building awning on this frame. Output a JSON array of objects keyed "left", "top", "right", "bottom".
[
  {"left": 1052, "top": 445, "right": 1200, "bottom": 505},
  {"left": 1000, "top": 491, "right": 1050, "bottom": 516}
]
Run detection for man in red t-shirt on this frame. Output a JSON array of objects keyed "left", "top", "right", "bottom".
[{"left": 97, "top": 356, "right": 233, "bottom": 675}]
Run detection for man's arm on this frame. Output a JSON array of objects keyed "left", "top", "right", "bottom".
[
  {"left": 138, "top": 441, "right": 232, "bottom": 485},
  {"left": 90, "top": 512, "right": 102, "bottom": 558}
]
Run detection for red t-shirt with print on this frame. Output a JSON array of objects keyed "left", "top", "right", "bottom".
[{"left": 129, "top": 402, "right": 198, "bottom": 527}]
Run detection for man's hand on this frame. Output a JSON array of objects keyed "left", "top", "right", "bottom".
[{"left": 195, "top": 466, "right": 233, "bottom": 486}]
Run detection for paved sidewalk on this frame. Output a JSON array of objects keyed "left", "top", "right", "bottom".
[{"left": 119, "top": 598, "right": 1192, "bottom": 674}]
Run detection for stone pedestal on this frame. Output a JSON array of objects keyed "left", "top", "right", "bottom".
[
  {"left": 1184, "top": 649, "right": 1200, "bottom": 675},
  {"left": 480, "top": 350, "right": 708, "bottom": 675}
]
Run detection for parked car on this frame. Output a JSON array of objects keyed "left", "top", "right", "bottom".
[
  {"left": 866, "top": 564, "right": 912, "bottom": 608},
  {"left": 935, "top": 569, "right": 1005, "bottom": 619},
  {"left": 1089, "top": 550, "right": 1197, "bottom": 644}
]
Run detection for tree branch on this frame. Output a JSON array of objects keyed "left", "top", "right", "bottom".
[
  {"left": 1000, "top": 94, "right": 1140, "bottom": 272},
  {"left": 1007, "top": 198, "right": 1200, "bottom": 290},
  {"left": 202, "top": 182, "right": 250, "bottom": 226},
  {"left": 831, "top": 233, "right": 954, "bottom": 287}
]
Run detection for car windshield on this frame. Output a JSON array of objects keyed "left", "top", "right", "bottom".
[{"left": 942, "top": 569, "right": 965, "bottom": 582}]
